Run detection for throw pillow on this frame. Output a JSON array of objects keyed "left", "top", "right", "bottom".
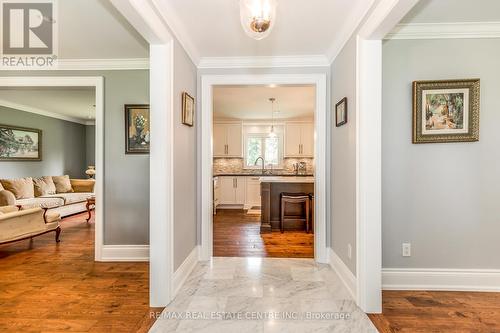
[
  {"left": 0, "top": 177, "right": 35, "bottom": 199},
  {"left": 52, "top": 175, "right": 74, "bottom": 193},
  {"left": 33, "top": 176, "right": 57, "bottom": 197},
  {"left": 0, "top": 190, "right": 16, "bottom": 206}
]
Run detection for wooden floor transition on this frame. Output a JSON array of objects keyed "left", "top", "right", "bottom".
[
  {"left": 369, "top": 290, "right": 500, "bottom": 332},
  {"left": 213, "top": 209, "right": 314, "bottom": 258},
  {"left": 0, "top": 212, "right": 161, "bottom": 333}
]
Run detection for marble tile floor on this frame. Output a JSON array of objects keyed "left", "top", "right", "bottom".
[{"left": 150, "top": 257, "right": 378, "bottom": 332}]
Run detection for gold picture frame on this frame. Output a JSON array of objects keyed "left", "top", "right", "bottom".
[
  {"left": 125, "top": 104, "right": 150, "bottom": 154},
  {"left": 182, "top": 92, "right": 195, "bottom": 127},
  {"left": 413, "top": 79, "right": 480, "bottom": 144}
]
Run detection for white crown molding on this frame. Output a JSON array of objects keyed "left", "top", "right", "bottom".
[
  {"left": 0, "top": 98, "right": 91, "bottom": 125},
  {"left": 150, "top": 0, "right": 200, "bottom": 65},
  {"left": 4, "top": 58, "right": 150, "bottom": 71},
  {"left": 328, "top": 248, "right": 357, "bottom": 300},
  {"left": 198, "top": 55, "right": 330, "bottom": 69},
  {"left": 383, "top": 268, "right": 500, "bottom": 292},
  {"left": 386, "top": 22, "right": 500, "bottom": 40},
  {"left": 101, "top": 245, "right": 150, "bottom": 262},
  {"left": 173, "top": 246, "right": 199, "bottom": 297}
]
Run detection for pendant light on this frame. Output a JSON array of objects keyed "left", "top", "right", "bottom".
[
  {"left": 269, "top": 97, "right": 277, "bottom": 138},
  {"left": 240, "top": 0, "right": 278, "bottom": 40}
]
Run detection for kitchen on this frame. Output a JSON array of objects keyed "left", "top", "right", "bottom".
[{"left": 212, "top": 85, "right": 316, "bottom": 258}]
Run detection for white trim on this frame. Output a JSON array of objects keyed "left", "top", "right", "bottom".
[
  {"left": 386, "top": 22, "right": 500, "bottom": 40},
  {"left": 328, "top": 248, "right": 357, "bottom": 300},
  {"left": 1, "top": 58, "right": 149, "bottom": 71},
  {"left": 0, "top": 76, "right": 104, "bottom": 262},
  {"left": 198, "top": 55, "right": 329, "bottom": 69},
  {"left": 382, "top": 268, "right": 500, "bottom": 292},
  {"left": 173, "top": 246, "right": 200, "bottom": 296},
  {"left": 200, "top": 74, "right": 328, "bottom": 264},
  {"left": 0, "top": 98, "right": 90, "bottom": 125},
  {"left": 101, "top": 245, "right": 150, "bottom": 262}
]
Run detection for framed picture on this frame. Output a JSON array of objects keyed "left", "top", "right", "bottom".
[
  {"left": 0, "top": 124, "right": 42, "bottom": 161},
  {"left": 413, "top": 79, "right": 480, "bottom": 143},
  {"left": 335, "top": 97, "right": 347, "bottom": 127},
  {"left": 182, "top": 92, "right": 195, "bottom": 126},
  {"left": 125, "top": 104, "right": 150, "bottom": 154}
]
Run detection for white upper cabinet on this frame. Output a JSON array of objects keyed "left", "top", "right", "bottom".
[
  {"left": 285, "top": 122, "right": 314, "bottom": 157},
  {"left": 213, "top": 122, "right": 242, "bottom": 157}
]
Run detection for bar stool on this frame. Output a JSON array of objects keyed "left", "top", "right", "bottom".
[
  {"left": 308, "top": 193, "right": 314, "bottom": 234},
  {"left": 280, "top": 192, "right": 310, "bottom": 233}
]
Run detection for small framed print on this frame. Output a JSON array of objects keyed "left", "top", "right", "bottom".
[
  {"left": 413, "top": 79, "right": 480, "bottom": 143},
  {"left": 335, "top": 97, "right": 347, "bottom": 127},
  {"left": 182, "top": 92, "right": 195, "bottom": 127}
]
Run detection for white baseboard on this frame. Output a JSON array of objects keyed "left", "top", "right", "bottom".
[
  {"left": 328, "top": 248, "right": 357, "bottom": 300},
  {"left": 100, "top": 245, "right": 149, "bottom": 262},
  {"left": 173, "top": 246, "right": 200, "bottom": 296},
  {"left": 383, "top": 268, "right": 500, "bottom": 292}
]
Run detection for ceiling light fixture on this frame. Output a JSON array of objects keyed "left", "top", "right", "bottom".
[
  {"left": 269, "top": 97, "right": 277, "bottom": 138},
  {"left": 240, "top": 0, "right": 277, "bottom": 40}
]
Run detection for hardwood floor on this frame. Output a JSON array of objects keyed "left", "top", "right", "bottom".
[
  {"left": 213, "top": 209, "right": 314, "bottom": 258},
  {"left": 0, "top": 212, "right": 161, "bottom": 333},
  {"left": 369, "top": 290, "right": 500, "bottom": 333}
]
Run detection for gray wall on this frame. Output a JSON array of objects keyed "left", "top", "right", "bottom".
[
  {"left": 0, "top": 70, "right": 150, "bottom": 245},
  {"left": 330, "top": 36, "right": 357, "bottom": 274},
  {"left": 85, "top": 125, "right": 95, "bottom": 167},
  {"left": 382, "top": 38, "right": 500, "bottom": 269},
  {"left": 0, "top": 106, "right": 87, "bottom": 179},
  {"left": 173, "top": 40, "right": 198, "bottom": 270}
]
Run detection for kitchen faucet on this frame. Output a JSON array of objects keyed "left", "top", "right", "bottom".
[{"left": 254, "top": 157, "right": 266, "bottom": 175}]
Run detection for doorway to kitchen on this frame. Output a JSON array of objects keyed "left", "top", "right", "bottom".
[
  {"left": 212, "top": 85, "right": 315, "bottom": 258},
  {"left": 200, "top": 74, "right": 328, "bottom": 264}
]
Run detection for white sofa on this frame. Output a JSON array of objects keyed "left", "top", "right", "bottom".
[{"left": 0, "top": 177, "right": 95, "bottom": 217}]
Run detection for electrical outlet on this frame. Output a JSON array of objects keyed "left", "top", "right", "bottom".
[
  {"left": 347, "top": 244, "right": 352, "bottom": 259},
  {"left": 402, "top": 243, "right": 411, "bottom": 257}
]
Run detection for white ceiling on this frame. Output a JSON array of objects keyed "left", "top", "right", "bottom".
[
  {"left": 58, "top": 0, "right": 148, "bottom": 59},
  {"left": 401, "top": 0, "right": 500, "bottom": 24},
  {"left": 213, "top": 85, "right": 315, "bottom": 120},
  {"left": 0, "top": 88, "right": 96, "bottom": 124},
  {"left": 157, "top": 0, "right": 370, "bottom": 61}
]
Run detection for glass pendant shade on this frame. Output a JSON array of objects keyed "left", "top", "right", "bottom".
[{"left": 240, "top": 0, "right": 277, "bottom": 40}]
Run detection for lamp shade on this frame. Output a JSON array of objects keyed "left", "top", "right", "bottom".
[{"left": 240, "top": 0, "right": 277, "bottom": 40}]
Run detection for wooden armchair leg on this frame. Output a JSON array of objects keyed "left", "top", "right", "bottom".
[{"left": 55, "top": 226, "right": 61, "bottom": 243}]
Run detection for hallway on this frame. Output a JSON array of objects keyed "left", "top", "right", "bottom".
[{"left": 150, "top": 257, "right": 377, "bottom": 332}]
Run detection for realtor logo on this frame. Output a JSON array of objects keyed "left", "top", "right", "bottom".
[{"left": 1, "top": 0, "right": 58, "bottom": 68}]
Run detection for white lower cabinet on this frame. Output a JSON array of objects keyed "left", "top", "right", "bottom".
[
  {"left": 245, "top": 177, "right": 261, "bottom": 209},
  {"left": 218, "top": 176, "right": 246, "bottom": 205}
]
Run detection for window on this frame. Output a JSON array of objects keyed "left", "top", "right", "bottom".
[{"left": 245, "top": 133, "right": 283, "bottom": 168}]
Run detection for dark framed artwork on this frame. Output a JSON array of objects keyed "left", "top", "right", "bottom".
[
  {"left": 125, "top": 104, "right": 150, "bottom": 154},
  {"left": 335, "top": 97, "right": 348, "bottom": 127},
  {"left": 413, "top": 79, "right": 480, "bottom": 144},
  {"left": 182, "top": 92, "right": 195, "bottom": 127},
  {"left": 0, "top": 124, "right": 42, "bottom": 161}
]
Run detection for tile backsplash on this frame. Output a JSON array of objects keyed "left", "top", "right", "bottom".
[{"left": 213, "top": 158, "right": 314, "bottom": 175}]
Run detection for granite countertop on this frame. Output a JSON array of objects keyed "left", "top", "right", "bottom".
[
  {"left": 259, "top": 176, "right": 315, "bottom": 183},
  {"left": 214, "top": 173, "right": 314, "bottom": 177}
]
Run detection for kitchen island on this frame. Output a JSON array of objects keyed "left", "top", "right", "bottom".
[{"left": 259, "top": 176, "right": 314, "bottom": 233}]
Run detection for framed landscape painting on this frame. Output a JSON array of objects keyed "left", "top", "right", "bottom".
[
  {"left": 125, "top": 104, "right": 150, "bottom": 154},
  {"left": 413, "top": 79, "right": 480, "bottom": 143},
  {"left": 0, "top": 124, "right": 42, "bottom": 161}
]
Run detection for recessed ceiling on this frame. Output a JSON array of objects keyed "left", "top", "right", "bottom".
[
  {"left": 0, "top": 87, "right": 96, "bottom": 124},
  {"left": 214, "top": 85, "right": 315, "bottom": 120},
  {"left": 157, "top": 0, "right": 369, "bottom": 60},
  {"left": 401, "top": 0, "right": 500, "bottom": 23},
  {"left": 58, "top": 0, "right": 148, "bottom": 59}
]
